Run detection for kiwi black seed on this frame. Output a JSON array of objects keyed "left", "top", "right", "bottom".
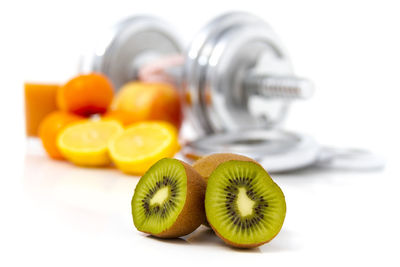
[
  {"left": 131, "top": 158, "right": 206, "bottom": 238},
  {"left": 205, "top": 160, "right": 286, "bottom": 248},
  {"left": 193, "top": 153, "right": 258, "bottom": 227}
]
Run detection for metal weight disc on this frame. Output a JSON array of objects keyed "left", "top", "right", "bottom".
[
  {"left": 184, "top": 12, "right": 294, "bottom": 135},
  {"left": 182, "top": 129, "right": 320, "bottom": 173},
  {"left": 184, "top": 12, "right": 264, "bottom": 134},
  {"left": 80, "top": 16, "right": 182, "bottom": 90}
]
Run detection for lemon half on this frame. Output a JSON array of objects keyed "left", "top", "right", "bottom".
[
  {"left": 57, "top": 120, "right": 124, "bottom": 166},
  {"left": 109, "top": 121, "right": 180, "bottom": 175}
]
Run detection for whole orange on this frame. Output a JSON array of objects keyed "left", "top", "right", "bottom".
[
  {"left": 38, "top": 111, "right": 83, "bottom": 159},
  {"left": 57, "top": 73, "right": 114, "bottom": 117},
  {"left": 102, "top": 110, "right": 135, "bottom": 126},
  {"left": 110, "top": 82, "right": 183, "bottom": 129}
]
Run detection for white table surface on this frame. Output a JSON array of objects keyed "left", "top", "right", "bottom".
[{"left": 0, "top": 139, "right": 398, "bottom": 267}]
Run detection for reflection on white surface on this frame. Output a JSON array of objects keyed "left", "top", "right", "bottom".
[
  {"left": 22, "top": 141, "right": 301, "bottom": 253},
  {"left": 11, "top": 140, "right": 398, "bottom": 266},
  {"left": 24, "top": 153, "right": 136, "bottom": 216}
]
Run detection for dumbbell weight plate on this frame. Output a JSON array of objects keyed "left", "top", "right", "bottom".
[
  {"left": 184, "top": 12, "right": 294, "bottom": 135},
  {"left": 80, "top": 16, "right": 182, "bottom": 90}
]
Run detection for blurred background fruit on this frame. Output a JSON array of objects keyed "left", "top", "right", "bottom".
[
  {"left": 25, "top": 83, "right": 59, "bottom": 136},
  {"left": 57, "top": 120, "right": 123, "bottom": 167},
  {"left": 110, "top": 82, "right": 183, "bottom": 129},
  {"left": 102, "top": 110, "right": 135, "bottom": 127},
  {"left": 109, "top": 121, "right": 180, "bottom": 175},
  {"left": 38, "top": 111, "right": 84, "bottom": 159},
  {"left": 57, "top": 73, "right": 114, "bottom": 117}
]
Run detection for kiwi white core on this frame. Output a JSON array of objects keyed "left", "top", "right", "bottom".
[
  {"left": 150, "top": 187, "right": 169, "bottom": 206},
  {"left": 237, "top": 187, "right": 255, "bottom": 217}
]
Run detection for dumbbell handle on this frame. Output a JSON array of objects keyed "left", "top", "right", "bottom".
[
  {"left": 138, "top": 54, "right": 314, "bottom": 100},
  {"left": 244, "top": 74, "right": 314, "bottom": 100}
]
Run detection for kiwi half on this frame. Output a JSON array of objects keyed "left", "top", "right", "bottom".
[
  {"left": 131, "top": 158, "right": 206, "bottom": 238},
  {"left": 205, "top": 160, "right": 286, "bottom": 248},
  {"left": 193, "top": 153, "right": 258, "bottom": 227},
  {"left": 193, "top": 153, "right": 257, "bottom": 182}
]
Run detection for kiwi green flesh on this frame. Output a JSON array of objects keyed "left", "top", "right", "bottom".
[
  {"left": 205, "top": 160, "right": 286, "bottom": 247},
  {"left": 132, "top": 158, "right": 187, "bottom": 235}
]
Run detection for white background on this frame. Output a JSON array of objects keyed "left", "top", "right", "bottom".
[{"left": 1, "top": 0, "right": 400, "bottom": 266}]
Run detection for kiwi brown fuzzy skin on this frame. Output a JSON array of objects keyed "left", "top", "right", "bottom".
[
  {"left": 151, "top": 160, "right": 206, "bottom": 238},
  {"left": 193, "top": 153, "right": 257, "bottom": 182}
]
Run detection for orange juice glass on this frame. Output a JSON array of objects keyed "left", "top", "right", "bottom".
[{"left": 24, "top": 83, "right": 59, "bottom": 136}]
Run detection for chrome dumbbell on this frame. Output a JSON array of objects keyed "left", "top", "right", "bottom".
[
  {"left": 184, "top": 12, "right": 314, "bottom": 135},
  {"left": 80, "top": 12, "right": 385, "bottom": 172},
  {"left": 80, "top": 12, "right": 314, "bottom": 136}
]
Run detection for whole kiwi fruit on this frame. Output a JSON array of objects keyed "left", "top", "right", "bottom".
[
  {"left": 193, "top": 153, "right": 257, "bottom": 182},
  {"left": 205, "top": 160, "right": 286, "bottom": 248},
  {"left": 131, "top": 158, "right": 206, "bottom": 238}
]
